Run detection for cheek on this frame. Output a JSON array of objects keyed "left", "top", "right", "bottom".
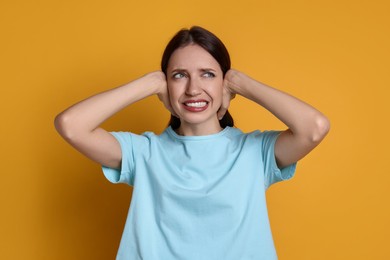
[{"left": 211, "top": 82, "right": 224, "bottom": 101}]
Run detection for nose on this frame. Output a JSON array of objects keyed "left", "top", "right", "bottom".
[{"left": 185, "top": 78, "right": 201, "bottom": 97}]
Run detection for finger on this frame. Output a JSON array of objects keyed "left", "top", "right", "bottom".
[
  {"left": 217, "top": 89, "right": 231, "bottom": 120},
  {"left": 164, "top": 98, "right": 179, "bottom": 118},
  {"left": 167, "top": 105, "right": 179, "bottom": 118},
  {"left": 217, "top": 107, "right": 227, "bottom": 120},
  {"left": 157, "top": 92, "right": 177, "bottom": 117},
  {"left": 165, "top": 98, "right": 179, "bottom": 118}
]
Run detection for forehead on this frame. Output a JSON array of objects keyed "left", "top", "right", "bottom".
[{"left": 167, "top": 44, "right": 221, "bottom": 71}]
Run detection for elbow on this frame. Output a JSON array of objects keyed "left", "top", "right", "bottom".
[
  {"left": 54, "top": 112, "right": 77, "bottom": 142},
  {"left": 311, "top": 114, "right": 330, "bottom": 143}
]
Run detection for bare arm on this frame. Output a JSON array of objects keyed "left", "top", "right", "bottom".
[
  {"left": 54, "top": 71, "right": 170, "bottom": 169},
  {"left": 221, "top": 69, "right": 330, "bottom": 168}
]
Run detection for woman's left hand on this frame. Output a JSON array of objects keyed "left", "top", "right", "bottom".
[{"left": 218, "top": 69, "right": 238, "bottom": 120}]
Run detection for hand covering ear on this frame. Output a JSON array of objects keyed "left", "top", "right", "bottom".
[{"left": 218, "top": 70, "right": 236, "bottom": 120}]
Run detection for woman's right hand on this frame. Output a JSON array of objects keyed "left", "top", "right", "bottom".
[{"left": 153, "top": 71, "right": 178, "bottom": 117}]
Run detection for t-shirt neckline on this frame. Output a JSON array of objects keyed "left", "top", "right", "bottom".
[{"left": 166, "top": 126, "right": 232, "bottom": 141}]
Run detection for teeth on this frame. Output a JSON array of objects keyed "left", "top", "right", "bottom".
[{"left": 185, "top": 102, "right": 207, "bottom": 108}]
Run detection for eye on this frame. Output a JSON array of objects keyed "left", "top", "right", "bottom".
[
  {"left": 173, "top": 72, "right": 185, "bottom": 79},
  {"left": 203, "top": 72, "right": 215, "bottom": 78}
]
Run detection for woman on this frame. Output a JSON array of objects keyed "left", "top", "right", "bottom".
[{"left": 55, "top": 26, "right": 330, "bottom": 260}]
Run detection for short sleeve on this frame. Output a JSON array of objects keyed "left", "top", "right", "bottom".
[
  {"left": 260, "top": 131, "right": 297, "bottom": 189},
  {"left": 102, "top": 132, "right": 135, "bottom": 186}
]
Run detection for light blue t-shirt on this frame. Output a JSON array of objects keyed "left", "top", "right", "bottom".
[{"left": 102, "top": 126, "right": 296, "bottom": 260}]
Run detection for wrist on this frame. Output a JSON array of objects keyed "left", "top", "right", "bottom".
[
  {"left": 225, "top": 69, "right": 246, "bottom": 95},
  {"left": 143, "top": 71, "right": 167, "bottom": 95}
]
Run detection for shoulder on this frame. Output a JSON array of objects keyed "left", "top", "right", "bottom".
[
  {"left": 109, "top": 130, "right": 164, "bottom": 151},
  {"left": 243, "top": 129, "right": 281, "bottom": 140},
  {"left": 230, "top": 129, "right": 284, "bottom": 153},
  {"left": 229, "top": 128, "right": 281, "bottom": 140}
]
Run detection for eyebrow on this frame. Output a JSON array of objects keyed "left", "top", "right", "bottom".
[{"left": 170, "top": 68, "right": 217, "bottom": 73}]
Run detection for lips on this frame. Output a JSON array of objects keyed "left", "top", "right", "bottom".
[
  {"left": 185, "top": 101, "right": 207, "bottom": 107},
  {"left": 182, "top": 100, "right": 209, "bottom": 112}
]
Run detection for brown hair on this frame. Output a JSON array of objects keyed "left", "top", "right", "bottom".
[{"left": 161, "top": 26, "right": 234, "bottom": 129}]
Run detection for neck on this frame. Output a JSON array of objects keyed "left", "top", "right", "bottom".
[{"left": 176, "top": 121, "right": 223, "bottom": 136}]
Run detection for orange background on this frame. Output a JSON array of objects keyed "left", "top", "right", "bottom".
[{"left": 1, "top": 0, "right": 389, "bottom": 259}]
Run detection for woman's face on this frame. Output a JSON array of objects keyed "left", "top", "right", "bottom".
[{"left": 166, "top": 44, "right": 224, "bottom": 135}]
